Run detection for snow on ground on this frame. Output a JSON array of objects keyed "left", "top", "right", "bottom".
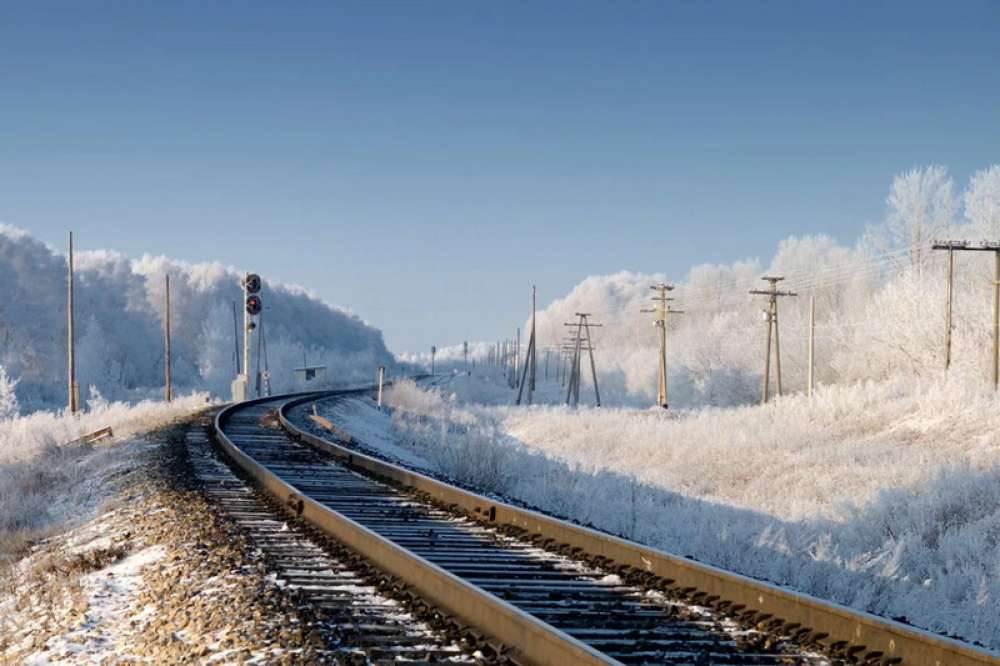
[
  {"left": 322, "top": 375, "right": 1000, "bottom": 650},
  {"left": 0, "top": 395, "right": 209, "bottom": 570}
]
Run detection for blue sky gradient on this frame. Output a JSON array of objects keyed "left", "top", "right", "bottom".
[{"left": 3, "top": 1, "right": 999, "bottom": 352}]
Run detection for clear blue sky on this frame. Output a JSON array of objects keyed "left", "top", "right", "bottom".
[{"left": 3, "top": 2, "right": 998, "bottom": 353}]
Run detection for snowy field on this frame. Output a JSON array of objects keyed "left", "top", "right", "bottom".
[{"left": 322, "top": 375, "right": 1000, "bottom": 650}]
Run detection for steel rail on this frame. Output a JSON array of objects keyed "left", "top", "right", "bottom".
[
  {"left": 277, "top": 391, "right": 1000, "bottom": 666},
  {"left": 214, "top": 391, "right": 613, "bottom": 666}
]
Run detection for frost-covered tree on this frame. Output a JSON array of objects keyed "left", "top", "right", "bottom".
[
  {"left": 198, "top": 301, "right": 236, "bottom": 396},
  {"left": 877, "top": 166, "right": 956, "bottom": 273},
  {"left": 964, "top": 165, "right": 1000, "bottom": 240},
  {"left": 0, "top": 364, "right": 20, "bottom": 419}
]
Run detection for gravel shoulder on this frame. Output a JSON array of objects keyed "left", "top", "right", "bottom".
[{"left": 1, "top": 412, "right": 344, "bottom": 664}]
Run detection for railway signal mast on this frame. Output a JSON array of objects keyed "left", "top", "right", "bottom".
[
  {"left": 233, "top": 272, "right": 262, "bottom": 402},
  {"left": 641, "top": 283, "right": 683, "bottom": 409}
]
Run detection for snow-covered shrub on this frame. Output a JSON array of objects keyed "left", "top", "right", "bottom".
[
  {"left": 379, "top": 378, "right": 1000, "bottom": 648},
  {"left": 0, "top": 366, "right": 19, "bottom": 420},
  {"left": 384, "top": 380, "right": 512, "bottom": 494},
  {"left": 0, "top": 394, "right": 209, "bottom": 566}
]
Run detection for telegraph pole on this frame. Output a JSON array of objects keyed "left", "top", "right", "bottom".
[
  {"left": 933, "top": 241, "right": 1000, "bottom": 389},
  {"left": 994, "top": 249, "right": 999, "bottom": 390},
  {"left": 807, "top": 294, "right": 815, "bottom": 398},
  {"left": 529, "top": 286, "right": 537, "bottom": 392},
  {"left": 164, "top": 274, "right": 172, "bottom": 402},
  {"left": 516, "top": 286, "right": 539, "bottom": 405},
  {"left": 563, "top": 313, "right": 602, "bottom": 407},
  {"left": 945, "top": 246, "right": 955, "bottom": 370},
  {"left": 641, "top": 283, "right": 683, "bottom": 409},
  {"left": 67, "top": 231, "right": 78, "bottom": 413},
  {"left": 515, "top": 327, "right": 521, "bottom": 389},
  {"left": 376, "top": 365, "right": 386, "bottom": 409},
  {"left": 750, "top": 276, "right": 797, "bottom": 404}
]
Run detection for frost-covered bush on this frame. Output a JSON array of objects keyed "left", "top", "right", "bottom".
[
  {"left": 383, "top": 380, "right": 512, "bottom": 494},
  {"left": 0, "top": 394, "right": 208, "bottom": 566},
  {"left": 0, "top": 367, "right": 19, "bottom": 420},
  {"left": 381, "top": 378, "right": 1000, "bottom": 648}
]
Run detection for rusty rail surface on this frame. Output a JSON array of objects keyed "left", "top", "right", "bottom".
[{"left": 274, "top": 390, "right": 1000, "bottom": 666}]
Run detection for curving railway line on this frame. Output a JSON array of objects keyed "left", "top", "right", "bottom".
[{"left": 209, "top": 388, "right": 1000, "bottom": 666}]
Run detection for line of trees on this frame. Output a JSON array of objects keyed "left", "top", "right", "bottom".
[
  {"left": 528, "top": 165, "right": 1000, "bottom": 407},
  {"left": 0, "top": 227, "right": 404, "bottom": 415}
]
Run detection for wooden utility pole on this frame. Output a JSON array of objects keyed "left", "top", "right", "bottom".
[
  {"left": 516, "top": 286, "right": 538, "bottom": 406},
  {"left": 515, "top": 327, "right": 521, "bottom": 389},
  {"left": 750, "top": 276, "right": 797, "bottom": 404},
  {"left": 945, "top": 247, "right": 955, "bottom": 370},
  {"left": 164, "top": 274, "right": 172, "bottom": 402},
  {"left": 807, "top": 294, "right": 815, "bottom": 398},
  {"left": 67, "top": 231, "right": 78, "bottom": 413},
  {"left": 529, "top": 287, "right": 537, "bottom": 392},
  {"left": 641, "top": 283, "right": 683, "bottom": 409},
  {"left": 376, "top": 365, "right": 385, "bottom": 410},
  {"left": 563, "top": 313, "right": 602, "bottom": 406},
  {"left": 933, "top": 240, "right": 1000, "bottom": 389},
  {"left": 994, "top": 249, "right": 999, "bottom": 390}
]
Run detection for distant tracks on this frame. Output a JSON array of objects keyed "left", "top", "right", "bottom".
[{"left": 210, "top": 390, "right": 1000, "bottom": 666}]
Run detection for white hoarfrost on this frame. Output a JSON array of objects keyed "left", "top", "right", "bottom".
[
  {"left": 0, "top": 225, "right": 402, "bottom": 412},
  {"left": 358, "top": 377, "right": 1000, "bottom": 649},
  {"left": 0, "top": 394, "right": 208, "bottom": 565}
]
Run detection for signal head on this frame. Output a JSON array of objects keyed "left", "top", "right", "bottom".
[{"left": 244, "top": 273, "right": 262, "bottom": 294}]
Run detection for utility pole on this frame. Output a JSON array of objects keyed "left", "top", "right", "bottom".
[
  {"left": 529, "top": 286, "right": 537, "bottom": 392},
  {"left": 516, "top": 286, "right": 538, "bottom": 406},
  {"left": 515, "top": 327, "right": 521, "bottom": 389},
  {"left": 945, "top": 246, "right": 955, "bottom": 370},
  {"left": 994, "top": 248, "right": 999, "bottom": 390},
  {"left": 807, "top": 294, "right": 815, "bottom": 398},
  {"left": 431, "top": 345, "right": 436, "bottom": 376},
  {"left": 376, "top": 365, "right": 385, "bottom": 410},
  {"left": 164, "top": 274, "right": 172, "bottom": 402},
  {"left": 933, "top": 241, "right": 1000, "bottom": 389},
  {"left": 750, "top": 276, "right": 797, "bottom": 404},
  {"left": 563, "top": 313, "right": 602, "bottom": 407},
  {"left": 67, "top": 231, "right": 78, "bottom": 413},
  {"left": 641, "top": 283, "right": 683, "bottom": 409}
]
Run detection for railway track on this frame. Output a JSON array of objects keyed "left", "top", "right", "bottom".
[
  {"left": 186, "top": 416, "right": 475, "bottom": 663},
  {"left": 211, "top": 390, "right": 1000, "bottom": 666}
]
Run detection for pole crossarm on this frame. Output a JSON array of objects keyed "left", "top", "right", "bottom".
[
  {"left": 932, "top": 240, "right": 1000, "bottom": 389},
  {"left": 642, "top": 282, "right": 683, "bottom": 408},
  {"left": 752, "top": 276, "right": 798, "bottom": 404}
]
